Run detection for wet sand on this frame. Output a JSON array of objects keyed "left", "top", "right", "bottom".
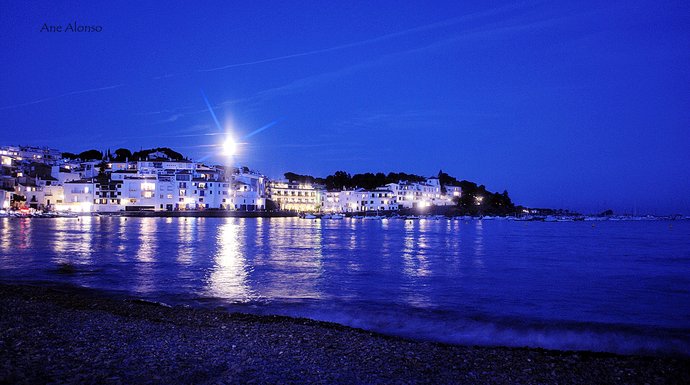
[{"left": 1, "top": 283, "right": 687, "bottom": 384}]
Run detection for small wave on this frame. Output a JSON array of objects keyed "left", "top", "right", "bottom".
[{"left": 227, "top": 300, "right": 690, "bottom": 356}]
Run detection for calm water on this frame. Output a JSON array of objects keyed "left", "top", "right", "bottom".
[{"left": 1, "top": 217, "right": 689, "bottom": 355}]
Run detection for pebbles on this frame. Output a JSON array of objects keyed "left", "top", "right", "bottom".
[{"left": 1, "top": 283, "right": 688, "bottom": 384}]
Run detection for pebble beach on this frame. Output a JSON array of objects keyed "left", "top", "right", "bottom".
[{"left": 1, "top": 283, "right": 688, "bottom": 384}]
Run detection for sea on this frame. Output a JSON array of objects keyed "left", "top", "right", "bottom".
[{"left": 1, "top": 216, "right": 689, "bottom": 356}]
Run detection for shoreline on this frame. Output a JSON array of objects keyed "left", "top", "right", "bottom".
[{"left": 1, "top": 283, "right": 688, "bottom": 384}]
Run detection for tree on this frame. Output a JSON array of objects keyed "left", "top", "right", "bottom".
[
  {"left": 385, "top": 172, "right": 426, "bottom": 184},
  {"left": 283, "top": 172, "right": 316, "bottom": 184},
  {"left": 77, "top": 149, "right": 103, "bottom": 161},
  {"left": 113, "top": 148, "right": 132, "bottom": 161},
  {"left": 97, "top": 161, "right": 108, "bottom": 175},
  {"left": 284, "top": 172, "right": 300, "bottom": 182},
  {"left": 352, "top": 173, "right": 380, "bottom": 189},
  {"left": 325, "top": 171, "right": 351, "bottom": 190},
  {"left": 130, "top": 147, "right": 185, "bottom": 161}
]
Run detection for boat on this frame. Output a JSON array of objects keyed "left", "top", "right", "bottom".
[
  {"left": 302, "top": 213, "right": 317, "bottom": 219},
  {"left": 330, "top": 214, "right": 344, "bottom": 219}
]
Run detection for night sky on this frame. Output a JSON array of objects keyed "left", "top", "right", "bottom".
[{"left": 1, "top": 1, "right": 689, "bottom": 214}]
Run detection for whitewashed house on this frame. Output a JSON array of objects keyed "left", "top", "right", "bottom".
[
  {"left": 337, "top": 188, "right": 398, "bottom": 212},
  {"left": 61, "top": 179, "right": 95, "bottom": 212},
  {"left": 268, "top": 180, "right": 324, "bottom": 212}
]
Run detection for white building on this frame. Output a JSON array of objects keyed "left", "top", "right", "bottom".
[
  {"left": 41, "top": 183, "right": 65, "bottom": 210},
  {"left": 322, "top": 191, "right": 342, "bottom": 212},
  {"left": 0, "top": 145, "right": 62, "bottom": 165},
  {"left": 51, "top": 165, "right": 82, "bottom": 185},
  {"left": 61, "top": 179, "right": 95, "bottom": 212},
  {"left": 268, "top": 180, "right": 324, "bottom": 212},
  {"left": 70, "top": 161, "right": 101, "bottom": 179},
  {"left": 336, "top": 188, "right": 398, "bottom": 212},
  {"left": 15, "top": 176, "right": 66, "bottom": 210},
  {"left": 136, "top": 160, "right": 196, "bottom": 176},
  {"left": 119, "top": 177, "right": 158, "bottom": 211},
  {"left": 445, "top": 185, "right": 462, "bottom": 198},
  {"left": 0, "top": 189, "right": 11, "bottom": 210},
  {"left": 386, "top": 178, "right": 454, "bottom": 209}
]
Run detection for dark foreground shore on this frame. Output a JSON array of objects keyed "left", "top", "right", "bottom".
[{"left": 1, "top": 284, "right": 687, "bottom": 385}]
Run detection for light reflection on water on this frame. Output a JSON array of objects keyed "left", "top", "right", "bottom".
[
  {"left": 473, "top": 219, "right": 485, "bottom": 268},
  {"left": 176, "top": 217, "right": 194, "bottom": 266},
  {"left": 50, "top": 219, "right": 69, "bottom": 263},
  {"left": 0, "top": 217, "right": 689, "bottom": 355},
  {"left": 134, "top": 218, "right": 157, "bottom": 294},
  {"left": 17, "top": 218, "right": 32, "bottom": 251},
  {"left": 206, "top": 220, "right": 252, "bottom": 301},
  {"left": 116, "top": 218, "right": 128, "bottom": 262}
]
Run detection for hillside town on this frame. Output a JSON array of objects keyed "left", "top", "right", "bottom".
[{"left": 0, "top": 145, "right": 461, "bottom": 215}]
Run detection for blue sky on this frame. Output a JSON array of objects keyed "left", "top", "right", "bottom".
[{"left": 1, "top": 1, "right": 689, "bottom": 214}]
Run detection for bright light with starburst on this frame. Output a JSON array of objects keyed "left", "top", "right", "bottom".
[{"left": 223, "top": 136, "right": 237, "bottom": 157}]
